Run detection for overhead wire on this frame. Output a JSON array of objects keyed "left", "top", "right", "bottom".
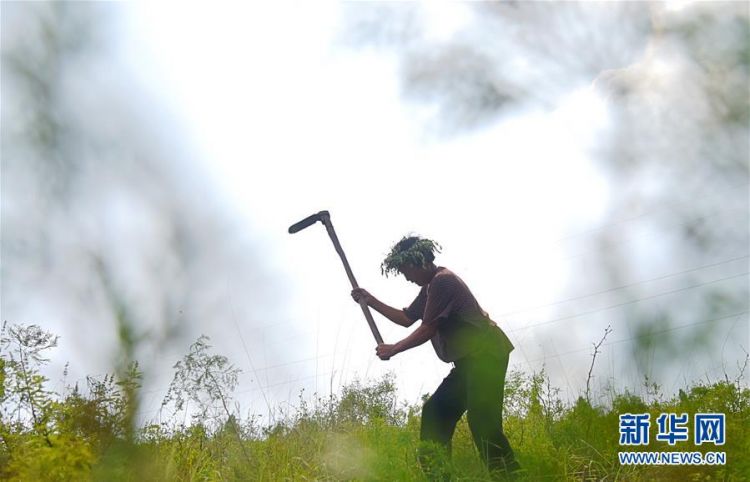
[
  {"left": 498, "top": 254, "right": 749, "bottom": 318},
  {"left": 525, "top": 310, "right": 748, "bottom": 364},
  {"left": 133, "top": 183, "right": 749, "bottom": 421},
  {"left": 510, "top": 271, "right": 748, "bottom": 332}
]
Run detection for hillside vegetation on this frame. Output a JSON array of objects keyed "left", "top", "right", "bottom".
[{"left": 1, "top": 323, "right": 748, "bottom": 481}]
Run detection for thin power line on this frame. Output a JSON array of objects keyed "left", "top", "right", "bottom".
[
  {"left": 234, "top": 370, "right": 335, "bottom": 395},
  {"left": 226, "top": 281, "right": 273, "bottom": 418},
  {"left": 511, "top": 271, "right": 748, "bottom": 332},
  {"left": 139, "top": 310, "right": 748, "bottom": 419},
  {"left": 526, "top": 310, "right": 749, "bottom": 364},
  {"left": 82, "top": 267, "right": 748, "bottom": 415},
  {"left": 499, "top": 254, "right": 749, "bottom": 318},
  {"left": 220, "top": 269, "right": 748, "bottom": 402},
  {"left": 230, "top": 312, "right": 747, "bottom": 413},
  {"left": 244, "top": 353, "right": 333, "bottom": 374}
]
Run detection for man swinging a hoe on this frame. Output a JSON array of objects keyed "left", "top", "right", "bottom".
[{"left": 351, "top": 235, "right": 521, "bottom": 480}]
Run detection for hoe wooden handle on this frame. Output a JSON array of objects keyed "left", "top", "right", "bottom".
[{"left": 320, "top": 213, "right": 385, "bottom": 346}]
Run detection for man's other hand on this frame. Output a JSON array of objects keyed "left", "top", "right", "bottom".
[
  {"left": 351, "top": 287, "right": 374, "bottom": 306},
  {"left": 376, "top": 343, "right": 396, "bottom": 360}
]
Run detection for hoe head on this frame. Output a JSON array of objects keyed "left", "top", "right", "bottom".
[{"left": 288, "top": 210, "right": 330, "bottom": 234}]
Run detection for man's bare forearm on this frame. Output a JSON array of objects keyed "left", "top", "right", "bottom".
[
  {"left": 369, "top": 298, "right": 414, "bottom": 327},
  {"left": 392, "top": 322, "right": 437, "bottom": 355}
]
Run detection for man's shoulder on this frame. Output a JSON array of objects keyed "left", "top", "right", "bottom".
[
  {"left": 430, "top": 268, "right": 462, "bottom": 290},
  {"left": 435, "top": 267, "right": 462, "bottom": 281}
]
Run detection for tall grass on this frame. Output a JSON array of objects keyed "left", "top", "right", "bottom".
[{"left": 1, "top": 322, "right": 748, "bottom": 481}]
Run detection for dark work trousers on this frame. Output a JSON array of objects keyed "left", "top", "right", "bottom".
[{"left": 419, "top": 350, "right": 519, "bottom": 480}]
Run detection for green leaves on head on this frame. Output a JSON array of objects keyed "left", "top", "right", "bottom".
[{"left": 380, "top": 236, "right": 441, "bottom": 277}]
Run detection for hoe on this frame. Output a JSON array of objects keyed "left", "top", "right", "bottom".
[{"left": 288, "top": 211, "right": 384, "bottom": 346}]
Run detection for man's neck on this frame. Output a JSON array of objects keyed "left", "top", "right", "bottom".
[{"left": 425, "top": 265, "right": 441, "bottom": 284}]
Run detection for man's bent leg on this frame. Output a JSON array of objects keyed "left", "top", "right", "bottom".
[
  {"left": 419, "top": 366, "right": 467, "bottom": 481},
  {"left": 465, "top": 352, "right": 520, "bottom": 479}
]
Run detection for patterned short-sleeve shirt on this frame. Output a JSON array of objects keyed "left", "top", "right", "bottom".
[{"left": 403, "top": 267, "right": 515, "bottom": 362}]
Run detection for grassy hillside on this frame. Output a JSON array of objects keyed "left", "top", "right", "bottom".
[{"left": 2, "top": 323, "right": 748, "bottom": 481}]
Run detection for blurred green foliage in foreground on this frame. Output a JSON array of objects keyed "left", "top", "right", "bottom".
[{"left": 1, "top": 322, "right": 748, "bottom": 481}]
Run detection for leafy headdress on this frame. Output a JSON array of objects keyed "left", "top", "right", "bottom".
[{"left": 380, "top": 235, "right": 442, "bottom": 277}]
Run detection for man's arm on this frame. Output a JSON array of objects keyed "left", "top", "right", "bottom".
[
  {"left": 376, "top": 275, "right": 454, "bottom": 359},
  {"left": 376, "top": 321, "right": 438, "bottom": 359},
  {"left": 393, "top": 321, "right": 438, "bottom": 353},
  {"left": 369, "top": 298, "right": 416, "bottom": 327},
  {"left": 351, "top": 288, "right": 416, "bottom": 327}
]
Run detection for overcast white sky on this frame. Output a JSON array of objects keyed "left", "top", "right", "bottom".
[
  {"left": 113, "top": 2, "right": 623, "bottom": 421},
  {"left": 15, "top": 1, "right": 741, "bottom": 424}
]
